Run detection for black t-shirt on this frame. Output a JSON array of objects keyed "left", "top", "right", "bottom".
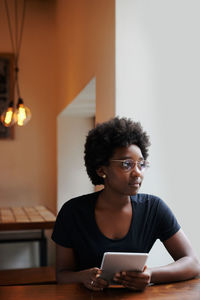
[{"left": 52, "top": 191, "right": 180, "bottom": 271}]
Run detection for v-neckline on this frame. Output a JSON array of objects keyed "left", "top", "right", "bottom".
[{"left": 92, "top": 191, "right": 135, "bottom": 242}]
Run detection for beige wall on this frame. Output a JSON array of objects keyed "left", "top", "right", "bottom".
[
  {"left": 0, "top": 0, "right": 57, "bottom": 213},
  {"left": 55, "top": 0, "right": 115, "bottom": 123},
  {"left": 0, "top": 0, "right": 115, "bottom": 212},
  {"left": 0, "top": 0, "right": 115, "bottom": 268}
]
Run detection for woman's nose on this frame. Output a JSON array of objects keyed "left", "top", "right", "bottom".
[{"left": 130, "top": 164, "right": 142, "bottom": 176}]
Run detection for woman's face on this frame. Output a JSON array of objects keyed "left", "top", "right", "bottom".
[{"left": 103, "top": 145, "right": 146, "bottom": 196}]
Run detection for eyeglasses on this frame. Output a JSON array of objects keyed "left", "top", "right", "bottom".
[{"left": 110, "top": 159, "right": 150, "bottom": 172}]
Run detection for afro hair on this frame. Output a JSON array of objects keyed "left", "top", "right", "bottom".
[{"left": 84, "top": 117, "right": 150, "bottom": 185}]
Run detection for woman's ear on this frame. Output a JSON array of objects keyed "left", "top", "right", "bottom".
[{"left": 96, "top": 166, "right": 106, "bottom": 178}]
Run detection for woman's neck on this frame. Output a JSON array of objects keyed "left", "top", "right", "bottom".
[{"left": 97, "top": 188, "right": 131, "bottom": 210}]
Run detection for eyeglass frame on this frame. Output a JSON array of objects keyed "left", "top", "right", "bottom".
[{"left": 110, "top": 159, "right": 150, "bottom": 172}]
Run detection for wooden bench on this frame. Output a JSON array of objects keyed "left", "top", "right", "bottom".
[{"left": 0, "top": 266, "right": 56, "bottom": 286}]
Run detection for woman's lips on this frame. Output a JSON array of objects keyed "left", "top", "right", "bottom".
[{"left": 129, "top": 181, "right": 141, "bottom": 187}]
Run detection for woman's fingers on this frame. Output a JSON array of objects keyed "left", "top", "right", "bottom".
[
  {"left": 113, "top": 270, "right": 151, "bottom": 290},
  {"left": 89, "top": 270, "right": 108, "bottom": 290},
  {"left": 84, "top": 282, "right": 103, "bottom": 291},
  {"left": 85, "top": 278, "right": 108, "bottom": 291}
]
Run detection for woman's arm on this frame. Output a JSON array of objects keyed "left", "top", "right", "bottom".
[
  {"left": 150, "top": 229, "right": 200, "bottom": 283},
  {"left": 113, "top": 229, "right": 200, "bottom": 290},
  {"left": 56, "top": 244, "right": 80, "bottom": 283},
  {"left": 55, "top": 244, "right": 108, "bottom": 290}
]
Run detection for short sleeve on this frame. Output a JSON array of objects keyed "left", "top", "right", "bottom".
[
  {"left": 156, "top": 198, "right": 181, "bottom": 242},
  {"left": 51, "top": 202, "right": 74, "bottom": 248}
]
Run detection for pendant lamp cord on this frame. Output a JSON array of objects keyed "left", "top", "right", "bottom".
[{"left": 4, "top": 0, "right": 27, "bottom": 99}]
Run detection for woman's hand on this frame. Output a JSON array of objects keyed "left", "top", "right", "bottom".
[
  {"left": 113, "top": 266, "right": 151, "bottom": 291},
  {"left": 80, "top": 267, "right": 109, "bottom": 291}
]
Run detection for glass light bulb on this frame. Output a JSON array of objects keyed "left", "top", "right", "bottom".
[
  {"left": 1, "top": 105, "right": 16, "bottom": 127},
  {"left": 15, "top": 103, "right": 31, "bottom": 126}
]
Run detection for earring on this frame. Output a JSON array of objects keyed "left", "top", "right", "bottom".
[{"left": 102, "top": 174, "right": 106, "bottom": 179}]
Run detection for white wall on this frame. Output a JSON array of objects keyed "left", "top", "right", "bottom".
[
  {"left": 116, "top": 0, "right": 200, "bottom": 266},
  {"left": 57, "top": 116, "right": 94, "bottom": 210},
  {"left": 0, "top": 240, "right": 39, "bottom": 270},
  {"left": 57, "top": 79, "right": 96, "bottom": 210}
]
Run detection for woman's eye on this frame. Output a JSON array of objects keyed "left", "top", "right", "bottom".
[
  {"left": 122, "top": 161, "right": 132, "bottom": 170},
  {"left": 139, "top": 161, "right": 145, "bottom": 168},
  {"left": 139, "top": 161, "right": 146, "bottom": 169}
]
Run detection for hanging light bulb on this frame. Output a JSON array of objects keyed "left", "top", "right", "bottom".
[
  {"left": 1, "top": 101, "right": 16, "bottom": 127},
  {"left": 15, "top": 98, "right": 31, "bottom": 126},
  {"left": 0, "top": 0, "right": 31, "bottom": 128}
]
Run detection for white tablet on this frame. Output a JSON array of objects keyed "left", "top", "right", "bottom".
[{"left": 100, "top": 252, "right": 148, "bottom": 283}]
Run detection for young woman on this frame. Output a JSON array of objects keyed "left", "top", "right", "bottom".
[{"left": 52, "top": 117, "right": 200, "bottom": 291}]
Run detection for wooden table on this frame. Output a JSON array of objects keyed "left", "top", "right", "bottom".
[
  {"left": 0, "top": 266, "right": 56, "bottom": 286},
  {"left": 0, "top": 206, "right": 56, "bottom": 266},
  {"left": 0, "top": 278, "right": 200, "bottom": 300}
]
